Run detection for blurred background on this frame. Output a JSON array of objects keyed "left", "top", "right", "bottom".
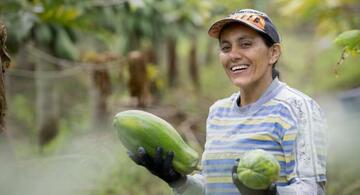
[{"left": 0, "top": 0, "right": 359, "bottom": 194}]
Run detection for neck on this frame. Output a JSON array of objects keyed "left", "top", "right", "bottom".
[{"left": 239, "top": 75, "right": 273, "bottom": 106}]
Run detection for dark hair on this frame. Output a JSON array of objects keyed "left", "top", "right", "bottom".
[{"left": 259, "top": 33, "right": 280, "bottom": 80}]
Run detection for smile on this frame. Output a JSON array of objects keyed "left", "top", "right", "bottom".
[{"left": 230, "top": 64, "right": 250, "bottom": 73}]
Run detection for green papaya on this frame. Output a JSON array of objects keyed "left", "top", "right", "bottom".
[
  {"left": 237, "top": 149, "right": 280, "bottom": 190},
  {"left": 113, "top": 110, "right": 199, "bottom": 174}
]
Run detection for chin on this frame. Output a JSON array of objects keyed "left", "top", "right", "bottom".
[{"left": 231, "top": 78, "right": 251, "bottom": 89}]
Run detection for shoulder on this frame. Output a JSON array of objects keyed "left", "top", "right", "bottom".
[
  {"left": 208, "top": 92, "right": 238, "bottom": 115},
  {"left": 275, "top": 84, "right": 313, "bottom": 104},
  {"left": 273, "top": 83, "right": 325, "bottom": 124}
]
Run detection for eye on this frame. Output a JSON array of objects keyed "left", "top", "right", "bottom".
[
  {"left": 220, "top": 45, "right": 231, "bottom": 53},
  {"left": 240, "top": 41, "right": 252, "bottom": 48}
]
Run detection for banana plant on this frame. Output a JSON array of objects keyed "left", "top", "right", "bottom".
[{"left": 0, "top": 0, "right": 119, "bottom": 147}]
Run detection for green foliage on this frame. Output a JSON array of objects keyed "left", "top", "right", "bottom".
[
  {"left": 334, "top": 29, "right": 360, "bottom": 53},
  {"left": 0, "top": 0, "right": 83, "bottom": 56},
  {"left": 33, "top": 24, "right": 53, "bottom": 46},
  {"left": 37, "top": 4, "right": 81, "bottom": 25},
  {"left": 332, "top": 30, "right": 360, "bottom": 77},
  {"left": 276, "top": 0, "right": 360, "bottom": 35},
  {"left": 40, "top": 118, "right": 72, "bottom": 155},
  {"left": 11, "top": 95, "right": 36, "bottom": 134},
  {"left": 2, "top": 1, "right": 360, "bottom": 194},
  {"left": 54, "top": 26, "right": 79, "bottom": 60},
  {"left": 275, "top": 0, "right": 360, "bottom": 90}
]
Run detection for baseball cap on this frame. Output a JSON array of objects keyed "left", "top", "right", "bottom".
[{"left": 208, "top": 9, "right": 280, "bottom": 43}]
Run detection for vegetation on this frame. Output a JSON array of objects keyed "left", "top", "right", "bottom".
[{"left": 0, "top": 0, "right": 360, "bottom": 194}]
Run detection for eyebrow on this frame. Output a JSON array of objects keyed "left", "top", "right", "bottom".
[{"left": 219, "top": 35, "right": 254, "bottom": 44}]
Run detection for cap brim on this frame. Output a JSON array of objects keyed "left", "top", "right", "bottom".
[{"left": 208, "top": 18, "right": 266, "bottom": 39}]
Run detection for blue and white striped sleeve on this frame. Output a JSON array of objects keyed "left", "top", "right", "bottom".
[
  {"left": 278, "top": 98, "right": 327, "bottom": 195},
  {"left": 292, "top": 98, "right": 327, "bottom": 181},
  {"left": 172, "top": 174, "right": 205, "bottom": 195},
  {"left": 277, "top": 178, "right": 325, "bottom": 195}
]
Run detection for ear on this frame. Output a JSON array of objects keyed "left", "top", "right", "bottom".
[{"left": 269, "top": 43, "right": 281, "bottom": 65}]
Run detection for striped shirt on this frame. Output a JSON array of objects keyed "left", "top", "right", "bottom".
[{"left": 174, "top": 78, "right": 327, "bottom": 195}]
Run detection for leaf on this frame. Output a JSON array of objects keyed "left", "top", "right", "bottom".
[
  {"left": 54, "top": 27, "right": 79, "bottom": 60},
  {"left": 334, "top": 30, "right": 360, "bottom": 49}
]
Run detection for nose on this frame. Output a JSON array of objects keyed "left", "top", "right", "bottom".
[{"left": 228, "top": 47, "right": 242, "bottom": 62}]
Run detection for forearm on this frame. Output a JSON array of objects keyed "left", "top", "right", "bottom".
[
  {"left": 276, "top": 178, "right": 325, "bottom": 195},
  {"left": 172, "top": 174, "right": 205, "bottom": 195}
]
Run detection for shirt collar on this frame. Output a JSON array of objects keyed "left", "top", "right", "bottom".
[{"left": 234, "top": 77, "right": 284, "bottom": 113}]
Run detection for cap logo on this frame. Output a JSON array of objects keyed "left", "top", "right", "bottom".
[{"left": 230, "top": 13, "right": 265, "bottom": 31}]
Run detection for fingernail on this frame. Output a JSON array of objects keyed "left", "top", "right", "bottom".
[
  {"left": 232, "top": 173, "right": 237, "bottom": 179},
  {"left": 138, "top": 147, "right": 145, "bottom": 154},
  {"left": 156, "top": 146, "right": 162, "bottom": 152}
]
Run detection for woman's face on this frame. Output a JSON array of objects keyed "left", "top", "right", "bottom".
[{"left": 219, "top": 23, "right": 280, "bottom": 89}]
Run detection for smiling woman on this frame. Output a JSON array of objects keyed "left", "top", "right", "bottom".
[
  {"left": 218, "top": 22, "right": 281, "bottom": 106},
  {"left": 125, "top": 8, "right": 328, "bottom": 195}
]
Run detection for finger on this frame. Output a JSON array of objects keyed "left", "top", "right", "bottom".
[
  {"left": 231, "top": 165, "right": 238, "bottom": 174},
  {"left": 232, "top": 173, "right": 237, "bottom": 180},
  {"left": 232, "top": 172, "right": 241, "bottom": 185},
  {"left": 152, "top": 146, "right": 164, "bottom": 173},
  {"left": 167, "top": 166, "right": 182, "bottom": 181},
  {"left": 137, "top": 147, "right": 154, "bottom": 168},
  {"left": 154, "top": 146, "right": 164, "bottom": 166},
  {"left": 232, "top": 158, "right": 240, "bottom": 174},
  {"left": 163, "top": 150, "right": 175, "bottom": 172},
  {"left": 268, "top": 184, "right": 277, "bottom": 195},
  {"left": 127, "top": 151, "right": 143, "bottom": 165}
]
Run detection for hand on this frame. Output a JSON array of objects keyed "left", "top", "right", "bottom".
[
  {"left": 232, "top": 159, "right": 277, "bottom": 195},
  {"left": 127, "top": 146, "right": 186, "bottom": 187}
]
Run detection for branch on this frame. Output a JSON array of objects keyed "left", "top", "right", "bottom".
[
  {"left": 7, "top": 46, "right": 125, "bottom": 79},
  {"left": 83, "top": 0, "right": 129, "bottom": 7}
]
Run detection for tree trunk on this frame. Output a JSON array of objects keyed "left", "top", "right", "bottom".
[
  {"left": 35, "top": 62, "right": 59, "bottom": 147},
  {"left": 0, "top": 22, "right": 10, "bottom": 133},
  {"left": 91, "top": 65, "right": 112, "bottom": 125},
  {"left": 144, "top": 46, "right": 158, "bottom": 65},
  {"left": 189, "top": 37, "right": 200, "bottom": 90},
  {"left": 167, "top": 37, "right": 178, "bottom": 87},
  {"left": 0, "top": 60, "right": 6, "bottom": 133},
  {"left": 86, "top": 52, "right": 115, "bottom": 128},
  {"left": 127, "top": 51, "right": 150, "bottom": 108},
  {"left": 144, "top": 45, "right": 162, "bottom": 103}
]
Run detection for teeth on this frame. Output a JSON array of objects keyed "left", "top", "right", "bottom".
[{"left": 231, "top": 65, "right": 248, "bottom": 71}]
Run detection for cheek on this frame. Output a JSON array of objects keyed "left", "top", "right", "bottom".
[
  {"left": 219, "top": 53, "right": 227, "bottom": 67},
  {"left": 254, "top": 49, "right": 271, "bottom": 65}
]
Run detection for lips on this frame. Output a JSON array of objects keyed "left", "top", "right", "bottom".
[{"left": 230, "top": 64, "right": 250, "bottom": 73}]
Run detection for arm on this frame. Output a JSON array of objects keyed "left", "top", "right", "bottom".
[
  {"left": 280, "top": 99, "right": 327, "bottom": 195},
  {"left": 276, "top": 179, "right": 325, "bottom": 195},
  {"left": 172, "top": 174, "right": 205, "bottom": 195}
]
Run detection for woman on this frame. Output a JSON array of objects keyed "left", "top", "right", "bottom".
[{"left": 128, "top": 9, "right": 327, "bottom": 195}]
